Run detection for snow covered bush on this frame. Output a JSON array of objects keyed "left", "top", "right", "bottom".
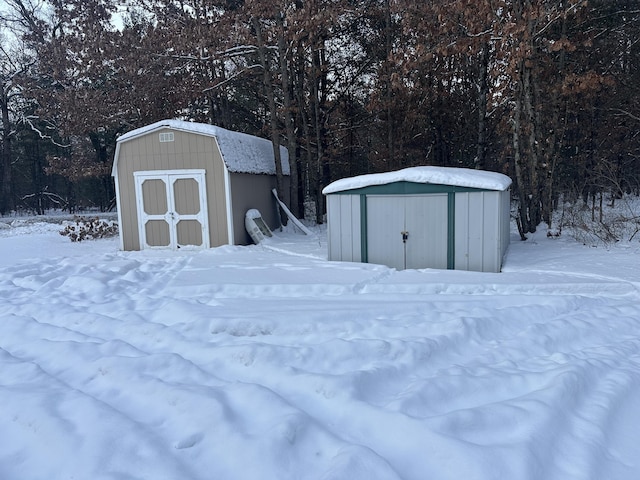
[
  {"left": 557, "top": 195, "right": 640, "bottom": 246},
  {"left": 59, "top": 216, "right": 118, "bottom": 242}
]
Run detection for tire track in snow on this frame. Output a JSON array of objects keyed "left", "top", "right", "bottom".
[{"left": 0, "top": 316, "right": 204, "bottom": 480}]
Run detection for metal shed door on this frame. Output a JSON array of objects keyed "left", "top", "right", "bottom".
[
  {"left": 134, "top": 170, "right": 210, "bottom": 249},
  {"left": 367, "top": 194, "right": 448, "bottom": 270}
]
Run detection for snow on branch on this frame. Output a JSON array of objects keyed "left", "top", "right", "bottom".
[
  {"left": 221, "top": 45, "right": 259, "bottom": 57},
  {"left": 20, "top": 116, "right": 71, "bottom": 148},
  {"left": 202, "top": 64, "right": 263, "bottom": 92}
]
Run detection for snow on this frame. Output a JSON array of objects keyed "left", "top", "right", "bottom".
[
  {"left": 322, "top": 166, "right": 512, "bottom": 194},
  {"left": 115, "top": 119, "right": 290, "bottom": 175},
  {"left": 1, "top": 215, "right": 640, "bottom": 480},
  {"left": 245, "top": 208, "right": 263, "bottom": 220}
]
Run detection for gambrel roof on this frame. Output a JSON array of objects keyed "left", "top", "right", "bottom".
[{"left": 114, "top": 119, "right": 290, "bottom": 176}]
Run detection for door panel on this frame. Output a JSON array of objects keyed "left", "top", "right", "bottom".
[
  {"left": 145, "top": 220, "right": 170, "bottom": 247},
  {"left": 366, "top": 194, "right": 448, "bottom": 270},
  {"left": 173, "top": 178, "right": 200, "bottom": 215},
  {"left": 140, "top": 179, "right": 171, "bottom": 247},
  {"left": 141, "top": 179, "right": 168, "bottom": 215},
  {"left": 367, "top": 196, "right": 406, "bottom": 270},
  {"left": 405, "top": 194, "right": 448, "bottom": 269},
  {"left": 134, "top": 170, "right": 209, "bottom": 250},
  {"left": 176, "top": 219, "right": 203, "bottom": 246}
]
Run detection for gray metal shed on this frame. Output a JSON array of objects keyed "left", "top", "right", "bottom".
[
  {"left": 112, "top": 119, "right": 289, "bottom": 251},
  {"left": 322, "top": 166, "right": 512, "bottom": 272}
]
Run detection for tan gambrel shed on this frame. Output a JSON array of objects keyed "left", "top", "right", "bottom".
[{"left": 112, "top": 120, "right": 289, "bottom": 251}]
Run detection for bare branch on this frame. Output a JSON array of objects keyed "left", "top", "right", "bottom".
[{"left": 610, "top": 108, "right": 640, "bottom": 123}]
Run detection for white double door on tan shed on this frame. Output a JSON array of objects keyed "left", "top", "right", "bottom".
[
  {"left": 366, "top": 194, "right": 448, "bottom": 270},
  {"left": 134, "top": 169, "right": 210, "bottom": 249}
]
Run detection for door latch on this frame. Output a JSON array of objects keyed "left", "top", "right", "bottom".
[{"left": 401, "top": 231, "right": 409, "bottom": 243}]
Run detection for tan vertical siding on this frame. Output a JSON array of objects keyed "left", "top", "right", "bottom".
[
  {"left": 206, "top": 136, "right": 229, "bottom": 247},
  {"left": 115, "top": 128, "right": 229, "bottom": 250},
  {"left": 115, "top": 142, "right": 141, "bottom": 250}
]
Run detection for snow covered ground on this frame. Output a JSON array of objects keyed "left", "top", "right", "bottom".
[{"left": 1, "top": 216, "right": 639, "bottom": 480}]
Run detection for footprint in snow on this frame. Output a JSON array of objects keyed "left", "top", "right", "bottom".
[{"left": 174, "top": 432, "right": 204, "bottom": 450}]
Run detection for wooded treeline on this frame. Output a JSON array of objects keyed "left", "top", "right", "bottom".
[{"left": 0, "top": 0, "right": 638, "bottom": 238}]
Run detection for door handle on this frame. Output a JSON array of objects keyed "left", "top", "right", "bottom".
[{"left": 401, "top": 231, "right": 409, "bottom": 243}]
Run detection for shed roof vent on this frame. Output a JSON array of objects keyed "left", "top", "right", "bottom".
[{"left": 159, "top": 132, "right": 174, "bottom": 142}]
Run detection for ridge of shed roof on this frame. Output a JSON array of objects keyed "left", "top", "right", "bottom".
[
  {"left": 322, "top": 166, "right": 512, "bottom": 194},
  {"left": 116, "top": 119, "right": 289, "bottom": 176}
]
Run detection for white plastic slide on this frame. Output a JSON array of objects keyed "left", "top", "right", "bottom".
[{"left": 271, "top": 189, "right": 314, "bottom": 236}]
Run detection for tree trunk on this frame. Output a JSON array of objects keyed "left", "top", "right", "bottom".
[
  {"left": 293, "top": 42, "right": 314, "bottom": 219},
  {"left": 512, "top": 85, "right": 529, "bottom": 241},
  {"left": 252, "top": 17, "right": 286, "bottom": 227},
  {"left": 307, "top": 29, "right": 329, "bottom": 225},
  {"left": 276, "top": 10, "right": 299, "bottom": 216},
  {"left": 0, "top": 82, "right": 14, "bottom": 214},
  {"left": 311, "top": 46, "right": 325, "bottom": 224},
  {"left": 522, "top": 64, "right": 542, "bottom": 232},
  {"left": 475, "top": 42, "right": 489, "bottom": 170},
  {"left": 383, "top": 0, "right": 396, "bottom": 168}
]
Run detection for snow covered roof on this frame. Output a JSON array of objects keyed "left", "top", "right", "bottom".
[
  {"left": 322, "top": 166, "right": 512, "bottom": 194},
  {"left": 116, "top": 119, "right": 290, "bottom": 175}
]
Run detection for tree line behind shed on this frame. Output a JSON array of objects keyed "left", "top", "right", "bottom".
[{"left": 0, "top": 0, "right": 638, "bottom": 240}]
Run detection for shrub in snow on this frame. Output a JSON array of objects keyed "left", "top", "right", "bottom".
[
  {"left": 557, "top": 195, "right": 640, "bottom": 246},
  {"left": 60, "top": 216, "right": 118, "bottom": 242}
]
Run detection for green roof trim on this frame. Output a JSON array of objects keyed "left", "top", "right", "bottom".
[{"left": 325, "top": 181, "right": 493, "bottom": 196}]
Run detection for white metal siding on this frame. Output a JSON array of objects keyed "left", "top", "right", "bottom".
[
  {"left": 455, "top": 191, "right": 501, "bottom": 272},
  {"left": 327, "top": 186, "right": 510, "bottom": 273},
  {"left": 327, "top": 195, "right": 361, "bottom": 262},
  {"left": 500, "top": 189, "right": 511, "bottom": 260},
  {"left": 483, "top": 193, "right": 501, "bottom": 272}
]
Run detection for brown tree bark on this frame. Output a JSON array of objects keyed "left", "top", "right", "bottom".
[
  {"left": 0, "top": 81, "right": 14, "bottom": 214},
  {"left": 275, "top": 9, "right": 299, "bottom": 216},
  {"left": 252, "top": 16, "right": 286, "bottom": 227},
  {"left": 475, "top": 42, "right": 490, "bottom": 171}
]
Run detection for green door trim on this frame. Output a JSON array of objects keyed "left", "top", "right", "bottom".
[
  {"left": 447, "top": 192, "right": 455, "bottom": 269},
  {"left": 360, "top": 194, "right": 368, "bottom": 263}
]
